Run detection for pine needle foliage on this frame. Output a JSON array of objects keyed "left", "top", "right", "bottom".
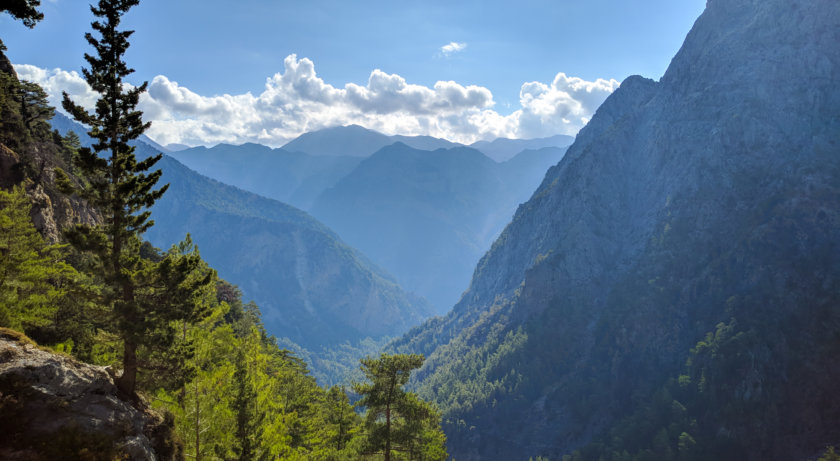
[
  {"left": 0, "top": 186, "right": 77, "bottom": 331},
  {"left": 60, "top": 0, "right": 169, "bottom": 396}
]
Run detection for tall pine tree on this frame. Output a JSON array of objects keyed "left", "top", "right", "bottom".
[
  {"left": 61, "top": 0, "right": 168, "bottom": 396},
  {"left": 15, "top": 80, "right": 53, "bottom": 132},
  {"left": 354, "top": 353, "right": 447, "bottom": 461}
]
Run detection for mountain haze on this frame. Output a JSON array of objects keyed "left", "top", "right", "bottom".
[
  {"left": 310, "top": 143, "right": 567, "bottom": 312},
  {"left": 393, "top": 0, "right": 840, "bottom": 459},
  {"left": 167, "top": 129, "right": 569, "bottom": 312},
  {"left": 282, "top": 124, "right": 461, "bottom": 157},
  {"left": 470, "top": 134, "right": 574, "bottom": 162},
  {"left": 50, "top": 114, "right": 432, "bottom": 350},
  {"left": 148, "top": 152, "right": 431, "bottom": 348},
  {"left": 171, "top": 143, "right": 360, "bottom": 209}
]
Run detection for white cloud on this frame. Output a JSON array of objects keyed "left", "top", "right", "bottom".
[
  {"left": 440, "top": 41, "right": 467, "bottom": 56},
  {"left": 514, "top": 72, "right": 621, "bottom": 139},
  {"left": 14, "top": 64, "right": 99, "bottom": 112},
  {"left": 14, "top": 57, "right": 619, "bottom": 147}
]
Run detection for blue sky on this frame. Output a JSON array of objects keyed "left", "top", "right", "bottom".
[{"left": 2, "top": 0, "right": 706, "bottom": 146}]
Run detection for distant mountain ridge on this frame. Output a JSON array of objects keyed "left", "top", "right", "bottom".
[
  {"left": 279, "top": 124, "right": 573, "bottom": 160},
  {"left": 310, "top": 142, "right": 568, "bottom": 312},
  {"left": 281, "top": 124, "right": 462, "bottom": 157},
  {"left": 171, "top": 143, "right": 360, "bottom": 210},
  {"left": 469, "top": 133, "right": 574, "bottom": 162},
  {"left": 169, "top": 129, "right": 571, "bottom": 312},
  {"left": 170, "top": 127, "right": 574, "bottom": 214},
  {"left": 50, "top": 113, "right": 432, "bottom": 350},
  {"left": 391, "top": 0, "right": 840, "bottom": 459},
  {"left": 163, "top": 143, "right": 190, "bottom": 152}
]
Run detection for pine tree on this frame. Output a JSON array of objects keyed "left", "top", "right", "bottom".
[
  {"left": 1, "top": 1, "right": 43, "bottom": 28},
  {"left": 60, "top": 130, "right": 81, "bottom": 169},
  {"left": 15, "top": 80, "right": 53, "bottom": 133},
  {"left": 61, "top": 0, "right": 168, "bottom": 396},
  {"left": 232, "top": 342, "right": 264, "bottom": 461},
  {"left": 0, "top": 73, "right": 31, "bottom": 151},
  {"left": 323, "top": 385, "right": 357, "bottom": 452},
  {"left": 0, "top": 186, "right": 77, "bottom": 332},
  {"left": 137, "top": 235, "right": 217, "bottom": 393},
  {"left": 354, "top": 353, "right": 447, "bottom": 461},
  {"left": 154, "top": 304, "right": 239, "bottom": 461}
]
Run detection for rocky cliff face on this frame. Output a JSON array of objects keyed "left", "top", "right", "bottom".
[
  {"left": 0, "top": 51, "right": 100, "bottom": 243},
  {"left": 394, "top": 0, "right": 840, "bottom": 459},
  {"left": 23, "top": 160, "right": 100, "bottom": 243},
  {"left": 0, "top": 329, "right": 180, "bottom": 460}
]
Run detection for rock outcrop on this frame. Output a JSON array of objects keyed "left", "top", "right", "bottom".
[
  {"left": 0, "top": 329, "right": 181, "bottom": 460},
  {"left": 0, "top": 50, "right": 101, "bottom": 243}
]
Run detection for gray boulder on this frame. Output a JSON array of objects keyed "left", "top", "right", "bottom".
[{"left": 0, "top": 330, "right": 180, "bottom": 460}]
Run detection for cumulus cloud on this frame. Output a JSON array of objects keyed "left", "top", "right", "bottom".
[
  {"left": 15, "top": 64, "right": 99, "bottom": 111},
  {"left": 14, "top": 56, "right": 619, "bottom": 147},
  {"left": 440, "top": 41, "right": 467, "bottom": 56},
  {"left": 514, "top": 72, "right": 621, "bottom": 139}
]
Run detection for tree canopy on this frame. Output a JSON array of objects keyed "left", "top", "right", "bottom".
[{"left": 1, "top": 0, "right": 44, "bottom": 29}]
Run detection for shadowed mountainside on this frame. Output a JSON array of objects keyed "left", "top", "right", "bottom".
[{"left": 391, "top": 0, "right": 840, "bottom": 459}]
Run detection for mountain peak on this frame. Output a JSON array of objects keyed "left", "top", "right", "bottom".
[
  {"left": 470, "top": 134, "right": 575, "bottom": 162},
  {"left": 282, "top": 125, "right": 463, "bottom": 158},
  {"left": 282, "top": 125, "right": 392, "bottom": 157}
]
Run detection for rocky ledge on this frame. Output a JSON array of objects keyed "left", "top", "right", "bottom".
[{"left": 0, "top": 329, "right": 181, "bottom": 460}]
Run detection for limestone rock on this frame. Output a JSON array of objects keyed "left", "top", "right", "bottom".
[{"left": 0, "top": 330, "right": 181, "bottom": 460}]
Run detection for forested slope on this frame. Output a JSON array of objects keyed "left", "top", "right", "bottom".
[{"left": 392, "top": 0, "right": 840, "bottom": 459}]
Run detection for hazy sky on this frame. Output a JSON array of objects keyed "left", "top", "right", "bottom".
[{"left": 2, "top": 0, "right": 706, "bottom": 146}]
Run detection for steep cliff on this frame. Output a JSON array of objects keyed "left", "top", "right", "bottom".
[
  {"left": 393, "top": 0, "right": 840, "bottom": 459},
  {"left": 0, "top": 52, "right": 100, "bottom": 243}
]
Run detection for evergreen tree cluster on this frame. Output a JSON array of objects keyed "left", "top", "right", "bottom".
[{"left": 153, "top": 286, "right": 447, "bottom": 460}]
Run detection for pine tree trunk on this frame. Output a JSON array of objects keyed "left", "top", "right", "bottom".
[
  {"left": 112, "top": 219, "right": 138, "bottom": 397},
  {"left": 116, "top": 339, "right": 137, "bottom": 396},
  {"left": 179, "top": 320, "right": 187, "bottom": 407},
  {"left": 385, "top": 403, "right": 391, "bottom": 461},
  {"left": 195, "top": 378, "right": 201, "bottom": 461}
]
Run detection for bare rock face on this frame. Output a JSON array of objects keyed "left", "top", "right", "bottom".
[
  {"left": 0, "top": 330, "right": 181, "bottom": 460},
  {"left": 24, "top": 163, "right": 99, "bottom": 244},
  {"left": 0, "top": 51, "right": 100, "bottom": 244}
]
